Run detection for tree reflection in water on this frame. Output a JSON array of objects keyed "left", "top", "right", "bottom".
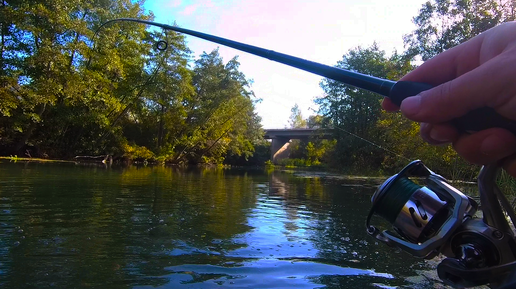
[{"left": 0, "top": 162, "right": 438, "bottom": 288}]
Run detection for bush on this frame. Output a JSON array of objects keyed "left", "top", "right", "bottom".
[{"left": 123, "top": 144, "right": 155, "bottom": 161}]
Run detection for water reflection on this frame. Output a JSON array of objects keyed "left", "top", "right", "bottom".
[{"left": 0, "top": 162, "right": 441, "bottom": 288}]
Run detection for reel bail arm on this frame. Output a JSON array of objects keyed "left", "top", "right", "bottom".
[{"left": 367, "top": 161, "right": 516, "bottom": 288}]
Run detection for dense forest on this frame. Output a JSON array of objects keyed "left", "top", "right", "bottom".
[
  {"left": 1, "top": 0, "right": 516, "bottom": 177},
  {"left": 0, "top": 0, "right": 265, "bottom": 165}
]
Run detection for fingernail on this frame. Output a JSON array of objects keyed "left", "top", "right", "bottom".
[
  {"left": 419, "top": 123, "right": 433, "bottom": 143},
  {"left": 401, "top": 95, "right": 421, "bottom": 116}
]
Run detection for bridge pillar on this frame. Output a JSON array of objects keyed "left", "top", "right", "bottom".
[{"left": 271, "top": 137, "right": 291, "bottom": 164}]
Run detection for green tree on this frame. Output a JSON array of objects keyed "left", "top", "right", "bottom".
[
  {"left": 287, "top": 104, "right": 307, "bottom": 161},
  {"left": 288, "top": 104, "right": 307, "bottom": 128},
  {"left": 317, "top": 44, "right": 412, "bottom": 170},
  {"left": 0, "top": 0, "right": 153, "bottom": 157},
  {"left": 307, "top": 115, "right": 323, "bottom": 129},
  {"left": 376, "top": 110, "right": 477, "bottom": 178},
  {"left": 404, "top": 0, "right": 516, "bottom": 60},
  {"left": 388, "top": 0, "right": 516, "bottom": 178},
  {"left": 148, "top": 50, "right": 261, "bottom": 164},
  {"left": 191, "top": 52, "right": 262, "bottom": 164},
  {"left": 120, "top": 27, "right": 194, "bottom": 160},
  {"left": 0, "top": 1, "right": 263, "bottom": 164}
]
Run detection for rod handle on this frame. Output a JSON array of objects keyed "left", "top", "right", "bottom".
[{"left": 389, "top": 81, "right": 516, "bottom": 135}]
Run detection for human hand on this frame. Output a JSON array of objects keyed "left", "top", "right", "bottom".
[{"left": 382, "top": 21, "right": 516, "bottom": 177}]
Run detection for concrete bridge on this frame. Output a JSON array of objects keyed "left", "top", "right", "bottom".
[{"left": 263, "top": 128, "right": 333, "bottom": 164}]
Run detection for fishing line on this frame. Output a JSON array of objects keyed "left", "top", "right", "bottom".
[
  {"left": 304, "top": 105, "right": 411, "bottom": 161},
  {"left": 91, "top": 23, "right": 171, "bottom": 147},
  {"left": 329, "top": 124, "right": 411, "bottom": 162}
]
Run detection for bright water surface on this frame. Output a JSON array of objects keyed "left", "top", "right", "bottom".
[{"left": 0, "top": 161, "right": 445, "bottom": 288}]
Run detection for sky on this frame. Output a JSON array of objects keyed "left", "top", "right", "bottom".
[{"left": 143, "top": 0, "right": 428, "bottom": 128}]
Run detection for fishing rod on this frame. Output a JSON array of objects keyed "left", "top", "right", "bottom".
[
  {"left": 102, "top": 18, "right": 516, "bottom": 136},
  {"left": 100, "top": 19, "right": 516, "bottom": 288}
]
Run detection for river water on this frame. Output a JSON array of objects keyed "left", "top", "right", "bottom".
[{"left": 0, "top": 161, "right": 447, "bottom": 288}]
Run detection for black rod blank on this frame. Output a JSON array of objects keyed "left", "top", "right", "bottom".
[{"left": 103, "top": 18, "right": 396, "bottom": 97}]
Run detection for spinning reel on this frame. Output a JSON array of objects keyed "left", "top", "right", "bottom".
[{"left": 367, "top": 160, "right": 516, "bottom": 288}]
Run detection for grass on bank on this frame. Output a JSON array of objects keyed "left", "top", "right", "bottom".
[
  {"left": 265, "top": 158, "right": 327, "bottom": 170},
  {"left": 0, "top": 156, "right": 74, "bottom": 163},
  {"left": 499, "top": 170, "right": 516, "bottom": 197}
]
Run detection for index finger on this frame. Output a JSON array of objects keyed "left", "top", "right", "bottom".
[
  {"left": 381, "top": 97, "right": 399, "bottom": 111},
  {"left": 400, "top": 32, "right": 486, "bottom": 85}
]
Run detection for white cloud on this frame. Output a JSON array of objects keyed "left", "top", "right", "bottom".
[{"left": 145, "top": 0, "right": 427, "bottom": 128}]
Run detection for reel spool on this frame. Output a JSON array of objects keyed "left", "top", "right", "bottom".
[
  {"left": 366, "top": 160, "right": 478, "bottom": 258},
  {"left": 372, "top": 174, "right": 449, "bottom": 243}
]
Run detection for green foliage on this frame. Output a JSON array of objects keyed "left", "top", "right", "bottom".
[
  {"left": 498, "top": 170, "right": 516, "bottom": 198},
  {"left": 316, "top": 44, "right": 413, "bottom": 171},
  {"left": 308, "top": 0, "right": 512, "bottom": 179},
  {"left": 307, "top": 115, "right": 323, "bottom": 129},
  {"left": 288, "top": 104, "right": 307, "bottom": 128},
  {"left": 277, "top": 157, "right": 325, "bottom": 168},
  {"left": 3, "top": 0, "right": 513, "bottom": 175},
  {"left": 309, "top": 41, "right": 478, "bottom": 177},
  {"left": 277, "top": 139, "right": 333, "bottom": 168},
  {"left": 306, "top": 142, "right": 320, "bottom": 164},
  {"left": 377, "top": 110, "right": 477, "bottom": 178},
  {"left": 123, "top": 143, "right": 155, "bottom": 161},
  {"left": 225, "top": 140, "right": 270, "bottom": 166},
  {"left": 278, "top": 158, "right": 309, "bottom": 167},
  {"left": 0, "top": 0, "right": 263, "bottom": 164},
  {"left": 404, "top": 0, "right": 516, "bottom": 60}
]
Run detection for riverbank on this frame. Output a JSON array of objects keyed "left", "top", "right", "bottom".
[{"left": 0, "top": 156, "right": 75, "bottom": 163}]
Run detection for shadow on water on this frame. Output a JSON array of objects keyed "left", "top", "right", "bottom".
[{"left": 0, "top": 161, "right": 448, "bottom": 288}]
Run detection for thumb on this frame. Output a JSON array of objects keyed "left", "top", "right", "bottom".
[{"left": 399, "top": 56, "right": 511, "bottom": 123}]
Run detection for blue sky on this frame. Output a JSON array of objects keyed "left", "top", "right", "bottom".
[{"left": 143, "top": 0, "right": 427, "bottom": 128}]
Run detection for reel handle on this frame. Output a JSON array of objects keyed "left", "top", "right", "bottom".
[{"left": 389, "top": 81, "right": 516, "bottom": 135}]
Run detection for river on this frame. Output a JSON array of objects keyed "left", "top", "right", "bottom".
[{"left": 0, "top": 161, "right": 448, "bottom": 288}]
